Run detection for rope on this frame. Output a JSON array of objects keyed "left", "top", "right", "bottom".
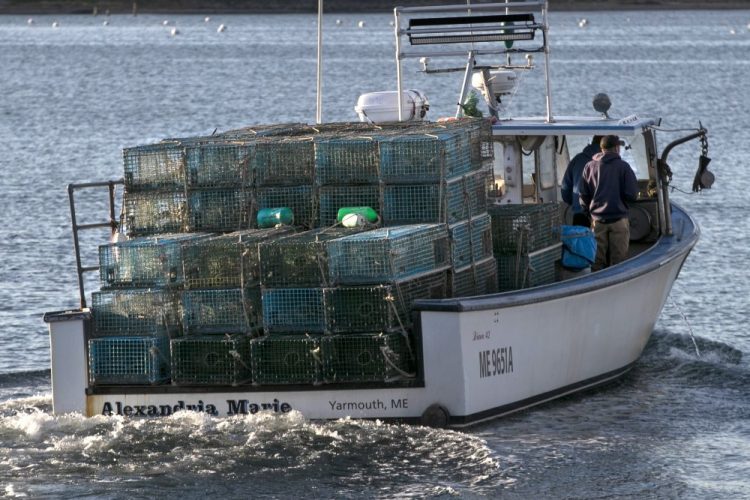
[
  {"left": 380, "top": 345, "right": 416, "bottom": 380},
  {"left": 384, "top": 291, "right": 415, "bottom": 359},
  {"left": 668, "top": 285, "right": 701, "bottom": 358}
]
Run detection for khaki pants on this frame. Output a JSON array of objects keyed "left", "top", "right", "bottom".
[{"left": 592, "top": 218, "right": 630, "bottom": 271}]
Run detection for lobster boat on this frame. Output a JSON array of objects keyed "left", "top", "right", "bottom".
[{"left": 44, "top": 1, "right": 713, "bottom": 427}]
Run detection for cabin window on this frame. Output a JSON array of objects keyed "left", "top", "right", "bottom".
[{"left": 620, "top": 134, "right": 650, "bottom": 181}]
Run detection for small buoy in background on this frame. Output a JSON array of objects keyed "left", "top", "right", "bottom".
[
  {"left": 170, "top": 27, "right": 179, "bottom": 36},
  {"left": 358, "top": 20, "right": 366, "bottom": 28},
  {"left": 162, "top": 20, "right": 169, "bottom": 26},
  {"left": 217, "top": 24, "right": 226, "bottom": 32},
  {"left": 578, "top": 18, "right": 588, "bottom": 28},
  {"left": 52, "top": 21, "right": 59, "bottom": 28},
  {"left": 27, "top": 18, "right": 34, "bottom": 25},
  {"left": 342, "top": 213, "right": 365, "bottom": 228},
  {"left": 729, "top": 28, "right": 736, "bottom": 35},
  {"left": 335, "top": 19, "right": 342, "bottom": 25},
  {"left": 204, "top": 16, "right": 211, "bottom": 23},
  {"left": 389, "top": 21, "right": 394, "bottom": 27},
  {"left": 103, "top": 20, "right": 109, "bottom": 26},
  {"left": 747, "top": 22, "right": 750, "bottom": 30}
]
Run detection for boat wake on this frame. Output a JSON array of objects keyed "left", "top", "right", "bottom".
[{"left": 0, "top": 399, "right": 502, "bottom": 497}]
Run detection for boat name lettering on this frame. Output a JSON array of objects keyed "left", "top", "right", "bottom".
[
  {"left": 101, "top": 400, "right": 219, "bottom": 417},
  {"left": 226, "top": 399, "right": 292, "bottom": 415},
  {"left": 329, "top": 399, "right": 391, "bottom": 411},
  {"left": 472, "top": 330, "right": 491, "bottom": 341},
  {"left": 479, "top": 346, "right": 514, "bottom": 378}
]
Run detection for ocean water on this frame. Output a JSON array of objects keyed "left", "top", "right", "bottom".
[{"left": 1, "top": 9, "right": 749, "bottom": 498}]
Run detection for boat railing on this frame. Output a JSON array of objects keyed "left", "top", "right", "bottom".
[
  {"left": 67, "top": 179, "right": 123, "bottom": 308},
  {"left": 393, "top": 1, "right": 552, "bottom": 121}
]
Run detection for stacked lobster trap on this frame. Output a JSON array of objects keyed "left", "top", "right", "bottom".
[{"left": 88, "top": 118, "right": 508, "bottom": 388}]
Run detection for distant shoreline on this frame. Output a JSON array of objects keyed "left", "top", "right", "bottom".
[{"left": 1, "top": 0, "right": 750, "bottom": 15}]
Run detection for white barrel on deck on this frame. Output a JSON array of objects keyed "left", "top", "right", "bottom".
[{"left": 354, "top": 90, "right": 429, "bottom": 123}]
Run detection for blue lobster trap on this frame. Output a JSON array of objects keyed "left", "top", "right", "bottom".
[
  {"left": 379, "top": 130, "right": 472, "bottom": 183},
  {"left": 181, "top": 288, "right": 262, "bottom": 335},
  {"left": 382, "top": 169, "right": 489, "bottom": 225},
  {"left": 88, "top": 335, "right": 170, "bottom": 385},
  {"left": 450, "top": 256, "right": 498, "bottom": 297},
  {"left": 98, "top": 233, "right": 209, "bottom": 289},
  {"left": 448, "top": 213, "right": 493, "bottom": 268},
  {"left": 327, "top": 224, "right": 450, "bottom": 285}
]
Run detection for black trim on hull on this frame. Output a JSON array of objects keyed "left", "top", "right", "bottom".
[{"left": 448, "top": 360, "right": 638, "bottom": 427}]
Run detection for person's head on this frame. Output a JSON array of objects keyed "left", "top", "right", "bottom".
[
  {"left": 600, "top": 135, "right": 624, "bottom": 152},
  {"left": 591, "top": 135, "right": 603, "bottom": 146}
]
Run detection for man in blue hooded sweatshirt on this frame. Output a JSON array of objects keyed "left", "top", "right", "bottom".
[
  {"left": 561, "top": 135, "right": 602, "bottom": 224},
  {"left": 579, "top": 135, "right": 638, "bottom": 271}
]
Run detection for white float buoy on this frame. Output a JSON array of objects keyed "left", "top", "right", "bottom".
[
  {"left": 217, "top": 24, "right": 226, "bottom": 33},
  {"left": 730, "top": 28, "right": 736, "bottom": 35},
  {"left": 27, "top": 18, "right": 34, "bottom": 25},
  {"left": 335, "top": 19, "right": 342, "bottom": 25},
  {"left": 163, "top": 20, "right": 169, "bottom": 26},
  {"left": 358, "top": 20, "right": 365, "bottom": 28},
  {"left": 747, "top": 22, "right": 750, "bottom": 30},
  {"left": 204, "top": 16, "right": 211, "bottom": 23},
  {"left": 52, "top": 21, "right": 59, "bottom": 28},
  {"left": 170, "top": 27, "right": 179, "bottom": 36},
  {"left": 103, "top": 20, "right": 109, "bottom": 26}
]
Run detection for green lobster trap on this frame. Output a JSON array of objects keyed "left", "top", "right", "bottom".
[
  {"left": 314, "top": 135, "right": 381, "bottom": 184},
  {"left": 185, "top": 143, "right": 253, "bottom": 188},
  {"left": 250, "top": 335, "right": 322, "bottom": 385},
  {"left": 88, "top": 335, "right": 170, "bottom": 385},
  {"left": 496, "top": 243, "right": 562, "bottom": 291},
  {"left": 122, "top": 142, "right": 185, "bottom": 192},
  {"left": 181, "top": 288, "right": 262, "bottom": 335},
  {"left": 187, "top": 188, "right": 252, "bottom": 233},
  {"left": 182, "top": 227, "right": 293, "bottom": 289},
  {"left": 91, "top": 288, "right": 181, "bottom": 337},
  {"left": 255, "top": 185, "right": 315, "bottom": 229},
  {"left": 327, "top": 224, "right": 450, "bottom": 285},
  {"left": 123, "top": 190, "right": 188, "bottom": 237},
  {"left": 170, "top": 334, "right": 252, "bottom": 386},
  {"left": 99, "top": 233, "right": 209, "bottom": 289},
  {"left": 318, "top": 184, "right": 381, "bottom": 227},
  {"left": 320, "top": 332, "right": 414, "bottom": 383},
  {"left": 258, "top": 227, "right": 362, "bottom": 287},
  {"left": 450, "top": 256, "right": 498, "bottom": 297},
  {"left": 488, "top": 202, "right": 562, "bottom": 254},
  {"left": 253, "top": 137, "right": 315, "bottom": 186}
]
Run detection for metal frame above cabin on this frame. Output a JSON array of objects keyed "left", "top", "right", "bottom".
[{"left": 393, "top": 1, "right": 552, "bottom": 122}]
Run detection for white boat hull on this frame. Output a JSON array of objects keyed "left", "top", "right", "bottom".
[{"left": 47, "top": 205, "right": 698, "bottom": 427}]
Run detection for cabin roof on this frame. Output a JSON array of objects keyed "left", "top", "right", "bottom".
[{"left": 492, "top": 115, "right": 658, "bottom": 136}]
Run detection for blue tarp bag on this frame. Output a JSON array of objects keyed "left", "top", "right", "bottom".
[{"left": 561, "top": 225, "right": 596, "bottom": 270}]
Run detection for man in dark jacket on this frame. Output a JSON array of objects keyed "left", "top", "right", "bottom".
[
  {"left": 579, "top": 135, "right": 639, "bottom": 270},
  {"left": 561, "top": 135, "right": 602, "bottom": 220}
]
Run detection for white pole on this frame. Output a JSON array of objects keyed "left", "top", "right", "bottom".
[
  {"left": 394, "top": 8, "right": 403, "bottom": 122},
  {"left": 316, "top": 0, "right": 323, "bottom": 124}
]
